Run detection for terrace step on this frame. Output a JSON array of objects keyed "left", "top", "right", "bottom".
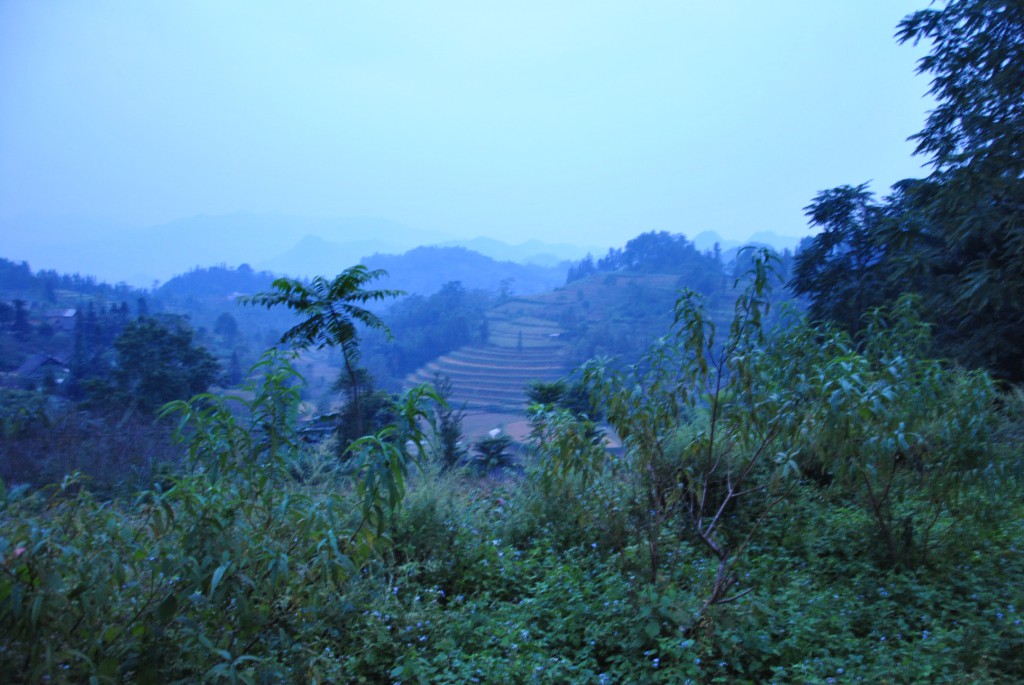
[{"left": 404, "top": 339, "right": 572, "bottom": 412}]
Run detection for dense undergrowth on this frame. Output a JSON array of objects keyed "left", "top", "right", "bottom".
[{"left": 1, "top": 258, "right": 1022, "bottom": 683}]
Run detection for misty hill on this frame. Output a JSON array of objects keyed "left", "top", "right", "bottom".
[
  {"left": 156, "top": 263, "right": 278, "bottom": 300},
  {"left": 403, "top": 270, "right": 740, "bottom": 414},
  {"left": 691, "top": 229, "right": 804, "bottom": 254},
  {"left": 403, "top": 232, "right": 801, "bottom": 413},
  {"left": 259, "top": 235, "right": 404, "bottom": 279},
  {"left": 435, "top": 236, "right": 604, "bottom": 267},
  {"left": 362, "top": 246, "right": 568, "bottom": 296},
  {"left": 7, "top": 213, "right": 449, "bottom": 288},
  {"left": 266, "top": 235, "right": 598, "bottom": 283}
]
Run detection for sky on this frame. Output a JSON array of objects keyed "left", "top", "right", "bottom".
[{"left": 0, "top": 0, "right": 935, "bottom": 251}]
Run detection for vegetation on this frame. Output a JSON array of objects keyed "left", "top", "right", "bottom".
[
  {"left": 369, "top": 280, "right": 493, "bottom": 383},
  {"left": 2, "top": 247, "right": 1021, "bottom": 682},
  {"left": 243, "top": 266, "right": 403, "bottom": 442},
  {"left": 425, "top": 375, "right": 468, "bottom": 471},
  {"left": 1, "top": 2, "right": 1021, "bottom": 680},
  {"left": 573, "top": 231, "right": 724, "bottom": 297},
  {"left": 99, "top": 317, "right": 220, "bottom": 417},
  {"left": 791, "top": 0, "right": 1024, "bottom": 383}
]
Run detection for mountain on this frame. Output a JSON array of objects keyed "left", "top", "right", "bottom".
[
  {"left": 435, "top": 236, "right": 604, "bottom": 266},
  {"left": 2, "top": 214, "right": 133, "bottom": 256},
  {"left": 259, "top": 235, "right": 403, "bottom": 278},
  {"left": 156, "top": 263, "right": 278, "bottom": 300},
  {"left": 362, "top": 246, "right": 567, "bottom": 296},
  {"left": 4, "top": 213, "right": 450, "bottom": 288},
  {"left": 692, "top": 231, "right": 741, "bottom": 252},
  {"left": 747, "top": 231, "right": 803, "bottom": 252},
  {"left": 692, "top": 230, "right": 804, "bottom": 254}
]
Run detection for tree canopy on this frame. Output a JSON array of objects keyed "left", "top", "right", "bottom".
[
  {"left": 108, "top": 316, "right": 219, "bottom": 416},
  {"left": 244, "top": 266, "right": 403, "bottom": 439},
  {"left": 791, "top": 0, "right": 1024, "bottom": 381}
]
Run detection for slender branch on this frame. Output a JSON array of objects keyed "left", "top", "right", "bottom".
[
  {"left": 715, "top": 587, "right": 754, "bottom": 605},
  {"left": 704, "top": 428, "right": 778, "bottom": 539}
]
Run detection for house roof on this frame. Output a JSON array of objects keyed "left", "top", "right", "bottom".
[{"left": 15, "top": 353, "right": 68, "bottom": 377}]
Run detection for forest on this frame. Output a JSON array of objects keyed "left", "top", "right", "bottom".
[{"left": 1, "top": 1, "right": 1023, "bottom": 682}]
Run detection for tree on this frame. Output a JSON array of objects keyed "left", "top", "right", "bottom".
[
  {"left": 774, "top": 298, "right": 1001, "bottom": 569},
  {"left": 226, "top": 350, "right": 243, "bottom": 386},
  {"left": 790, "top": 185, "right": 894, "bottom": 335},
  {"left": 893, "top": 0, "right": 1024, "bottom": 381},
  {"left": 525, "top": 380, "right": 567, "bottom": 407},
  {"left": 540, "top": 252, "right": 802, "bottom": 629},
  {"left": 898, "top": 0, "right": 1024, "bottom": 177},
  {"left": 427, "top": 374, "right": 467, "bottom": 470},
  {"left": 107, "top": 316, "right": 219, "bottom": 416},
  {"left": 377, "top": 280, "right": 491, "bottom": 378},
  {"left": 334, "top": 366, "right": 397, "bottom": 446},
  {"left": 12, "top": 300, "right": 31, "bottom": 340},
  {"left": 243, "top": 266, "right": 402, "bottom": 440},
  {"left": 791, "top": 0, "right": 1024, "bottom": 381},
  {"left": 471, "top": 433, "right": 515, "bottom": 472},
  {"left": 213, "top": 312, "right": 239, "bottom": 344}
]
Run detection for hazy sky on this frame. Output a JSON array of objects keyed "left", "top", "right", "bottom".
[{"left": 1, "top": 1, "right": 934, "bottom": 248}]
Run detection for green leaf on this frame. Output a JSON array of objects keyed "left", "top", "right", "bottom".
[{"left": 210, "top": 563, "right": 230, "bottom": 596}]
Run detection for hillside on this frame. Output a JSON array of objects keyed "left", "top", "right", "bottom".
[
  {"left": 403, "top": 270, "right": 745, "bottom": 414},
  {"left": 404, "top": 305, "right": 570, "bottom": 413},
  {"left": 363, "top": 246, "right": 567, "bottom": 297}
]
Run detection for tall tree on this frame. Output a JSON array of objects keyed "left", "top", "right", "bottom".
[
  {"left": 243, "top": 266, "right": 402, "bottom": 439},
  {"left": 894, "top": 0, "right": 1024, "bottom": 380},
  {"left": 790, "top": 185, "right": 894, "bottom": 335},
  {"left": 791, "top": 0, "right": 1024, "bottom": 381}
]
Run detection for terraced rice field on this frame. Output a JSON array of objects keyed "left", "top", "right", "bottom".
[
  {"left": 404, "top": 271, "right": 753, "bottom": 416},
  {"left": 405, "top": 312, "right": 571, "bottom": 413}
]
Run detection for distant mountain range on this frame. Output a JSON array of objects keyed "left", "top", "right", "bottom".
[
  {"left": 3, "top": 212, "right": 589, "bottom": 287},
  {"left": 3, "top": 213, "right": 450, "bottom": 287},
  {"left": 2, "top": 211, "right": 808, "bottom": 288}
]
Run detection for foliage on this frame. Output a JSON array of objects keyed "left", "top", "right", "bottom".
[
  {"left": 100, "top": 316, "right": 219, "bottom": 417},
  {"left": 1, "top": 326, "right": 1021, "bottom": 682},
  {"left": 570, "top": 252, "right": 800, "bottom": 627},
  {"left": 0, "top": 351, "right": 437, "bottom": 682},
  {"left": 377, "top": 280, "right": 492, "bottom": 379},
  {"left": 526, "top": 405, "right": 608, "bottom": 507},
  {"left": 790, "top": 184, "right": 897, "bottom": 335},
  {"left": 526, "top": 380, "right": 568, "bottom": 407},
  {"left": 156, "top": 263, "right": 276, "bottom": 300},
  {"left": 425, "top": 375, "right": 468, "bottom": 471},
  {"left": 593, "top": 231, "right": 723, "bottom": 292},
  {"left": 3, "top": 4, "right": 1023, "bottom": 680},
  {"left": 470, "top": 433, "right": 516, "bottom": 473},
  {"left": 0, "top": 396, "right": 180, "bottom": 492},
  {"left": 243, "top": 266, "right": 403, "bottom": 439},
  {"left": 768, "top": 296, "right": 1002, "bottom": 568},
  {"left": 791, "top": 0, "right": 1024, "bottom": 381},
  {"left": 332, "top": 366, "right": 399, "bottom": 447},
  {"left": 0, "top": 257, "right": 144, "bottom": 301},
  {"left": 898, "top": 0, "right": 1024, "bottom": 176}
]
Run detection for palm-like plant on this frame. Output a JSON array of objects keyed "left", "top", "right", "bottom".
[{"left": 243, "top": 266, "right": 402, "bottom": 439}]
